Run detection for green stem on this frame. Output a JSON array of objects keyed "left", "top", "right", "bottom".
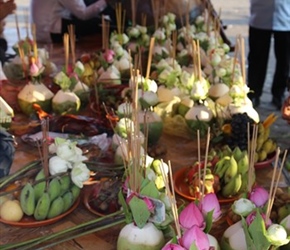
[
  {"left": 23, "top": 216, "right": 125, "bottom": 250},
  {"left": 0, "top": 160, "right": 41, "bottom": 189},
  {"left": 1, "top": 210, "right": 124, "bottom": 250}
]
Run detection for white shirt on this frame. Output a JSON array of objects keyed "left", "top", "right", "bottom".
[
  {"left": 250, "top": 0, "right": 290, "bottom": 31},
  {"left": 30, "top": 0, "right": 107, "bottom": 43}
]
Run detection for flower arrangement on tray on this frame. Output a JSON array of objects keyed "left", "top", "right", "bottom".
[
  {"left": 221, "top": 148, "right": 290, "bottom": 250},
  {"left": 0, "top": 120, "right": 90, "bottom": 225}
]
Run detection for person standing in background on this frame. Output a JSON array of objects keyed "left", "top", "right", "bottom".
[
  {"left": 247, "top": 0, "right": 290, "bottom": 110},
  {"left": 30, "top": 0, "right": 116, "bottom": 44},
  {"left": 0, "top": 0, "right": 16, "bottom": 65}
]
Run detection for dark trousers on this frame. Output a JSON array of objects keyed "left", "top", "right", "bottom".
[{"left": 247, "top": 26, "right": 290, "bottom": 99}]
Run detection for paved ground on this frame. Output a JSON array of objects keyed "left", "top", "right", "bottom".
[{"left": 3, "top": 0, "right": 290, "bottom": 150}]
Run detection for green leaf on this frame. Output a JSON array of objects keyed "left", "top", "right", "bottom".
[
  {"left": 189, "top": 241, "right": 199, "bottom": 250},
  {"left": 140, "top": 179, "right": 159, "bottom": 199},
  {"left": 204, "top": 209, "right": 214, "bottom": 233},
  {"left": 241, "top": 217, "right": 256, "bottom": 250},
  {"left": 128, "top": 196, "right": 150, "bottom": 229},
  {"left": 248, "top": 210, "right": 272, "bottom": 250},
  {"left": 69, "top": 76, "right": 78, "bottom": 91},
  {"left": 118, "top": 190, "right": 132, "bottom": 224}
]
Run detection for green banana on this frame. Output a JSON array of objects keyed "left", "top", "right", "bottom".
[
  {"left": 47, "top": 196, "right": 64, "bottom": 219},
  {"left": 71, "top": 184, "right": 81, "bottom": 203},
  {"left": 20, "top": 182, "right": 35, "bottom": 216},
  {"left": 34, "top": 192, "right": 51, "bottom": 220},
  {"left": 48, "top": 177, "right": 61, "bottom": 202},
  {"left": 224, "top": 156, "right": 238, "bottom": 184},
  {"left": 237, "top": 151, "right": 249, "bottom": 175},
  {"left": 62, "top": 191, "right": 74, "bottom": 212},
  {"left": 232, "top": 147, "right": 243, "bottom": 162},
  {"left": 221, "top": 174, "right": 242, "bottom": 198},
  {"left": 33, "top": 169, "right": 47, "bottom": 202},
  {"left": 59, "top": 175, "right": 71, "bottom": 196},
  {"left": 239, "top": 173, "right": 249, "bottom": 193},
  {"left": 213, "top": 156, "right": 230, "bottom": 178}
]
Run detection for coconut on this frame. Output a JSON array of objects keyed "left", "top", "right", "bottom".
[
  {"left": 208, "top": 83, "right": 229, "bottom": 99},
  {"left": 178, "top": 96, "right": 194, "bottom": 116},
  {"left": 216, "top": 93, "right": 233, "bottom": 106},
  {"left": 98, "top": 65, "right": 121, "bottom": 85},
  {"left": 220, "top": 221, "right": 247, "bottom": 250},
  {"left": 185, "top": 104, "right": 213, "bottom": 122},
  {"left": 0, "top": 97, "right": 14, "bottom": 128},
  {"left": 117, "top": 222, "right": 165, "bottom": 250},
  {"left": 17, "top": 81, "right": 54, "bottom": 116},
  {"left": 52, "top": 90, "right": 81, "bottom": 115},
  {"left": 72, "top": 80, "right": 90, "bottom": 104},
  {"left": 138, "top": 110, "right": 163, "bottom": 145}
]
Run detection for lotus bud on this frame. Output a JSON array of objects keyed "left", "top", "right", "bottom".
[
  {"left": 231, "top": 198, "right": 256, "bottom": 217},
  {"left": 199, "top": 193, "right": 221, "bottom": 221},
  {"left": 162, "top": 243, "right": 186, "bottom": 250},
  {"left": 179, "top": 202, "right": 205, "bottom": 230},
  {"left": 49, "top": 155, "right": 72, "bottom": 175},
  {"left": 267, "top": 224, "right": 290, "bottom": 247},
  {"left": 181, "top": 225, "right": 210, "bottom": 250},
  {"left": 249, "top": 186, "right": 269, "bottom": 207},
  {"left": 71, "top": 162, "right": 90, "bottom": 188},
  {"left": 246, "top": 210, "right": 272, "bottom": 228}
]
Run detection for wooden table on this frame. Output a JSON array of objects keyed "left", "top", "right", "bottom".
[{"left": 0, "top": 35, "right": 288, "bottom": 250}]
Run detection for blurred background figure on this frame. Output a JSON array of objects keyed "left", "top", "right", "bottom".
[
  {"left": 30, "top": 0, "right": 116, "bottom": 43},
  {"left": 247, "top": 0, "right": 290, "bottom": 110},
  {"left": 0, "top": 0, "right": 16, "bottom": 65},
  {"left": 0, "top": 129, "right": 15, "bottom": 178}
]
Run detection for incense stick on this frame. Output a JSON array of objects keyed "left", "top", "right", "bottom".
[
  {"left": 197, "top": 130, "right": 201, "bottom": 197},
  {"left": 68, "top": 25, "right": 76, "bottom": 66},
  {"left": 31, "top": 24, "right": 38, "bottom": 62},
  {"left": 15, "top": 13, "right": 21, "bottom": 41},
  {"left": 145, "top": 37, "right": 155, "bottom": 79},
  {"left": 201, "top": 127, "right": 211, "bottom": 202},
  {"left": 63, "top": 33, "right": 69, "bottom": 73}
]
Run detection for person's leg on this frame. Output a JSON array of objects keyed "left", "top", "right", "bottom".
[
  {"left": 271, "top": 30, "right": 290, "bottom": 109},
  {"left": 247, "top": 26, "right": 272, "bottom": 106}
]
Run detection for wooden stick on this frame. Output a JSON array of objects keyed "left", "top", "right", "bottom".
[
  {"left": 131, "top": 0, "right": 136, "bottom": 27},
  {"left": 196, "top": 40, "right": 202, "bottom": 81},
  {"left": 68, "top": 25, "right": 76, "bottom": 66},
  {"left": 197, "top": 130, "right": 201, "bottom": 197},
  {"left": 63, "top": 33, "right": 69, "bottom": 74},
  {"left": 15, "top": 13, "right": 21, "bottom": 41},
  {"left": 201, "top": 127, "right": 211, "bottom": 201},
  {"left": 268, "top": 150, "right": 287, "bottom": 216},
  {"left": 145, "top": 37, "right": 155, "bottom": 79},
  {"left": 141, "top": 13, "right": 147, "bottom": 27},
  {"left": 266, "top": 148, "right": 280, "bottom": 218},
  {"left": 31, "top": 24, "right": 38, "bottom": 62},
  {"left": 239, "top": 36, "right": 246, "bottom": 85}
]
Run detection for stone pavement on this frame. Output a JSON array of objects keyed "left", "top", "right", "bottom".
[{"left": 3, "top": 0, "right": 290, "bottom": 150}]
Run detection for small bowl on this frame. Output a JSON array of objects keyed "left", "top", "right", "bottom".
[{"left": 254, "top": 152, "right": 276, "bottom": 169}]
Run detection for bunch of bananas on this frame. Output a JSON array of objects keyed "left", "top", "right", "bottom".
[
  {"left": 19, "top": 170, "right": 80, "bottom": 221},
  {"left": 213, "top": 147, "right": 252, "bottom": 198},
  {"left": 255, "top": 114, "right": 278, "bottom": 162}
]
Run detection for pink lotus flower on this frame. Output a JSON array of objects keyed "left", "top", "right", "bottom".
[
  {"left": 249, "top": 186, "right": 269, "bottom": 207},
  {"left": 246, "top": 210, "right": 272, "bottom": 228},
  {"left": 143, "top": 197, "right": 155, "bottom": 213},
  {"left": 199, "top": 193, "right": 221, "bottom": 221},
  {"left": 103, "top": 49, "right": 115, "bottom": 63},
  {"left": 179, "top": 202, "right": 205, "bottom": 230},
  {"left": 30, "top": 62, "right": 39, "bottom": 76},
  {"left": 162, "top": 243, "right": 186, "bottom": 250},
  {"left": 180, "top": 225, "right": 210, "bottom": 250}
]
